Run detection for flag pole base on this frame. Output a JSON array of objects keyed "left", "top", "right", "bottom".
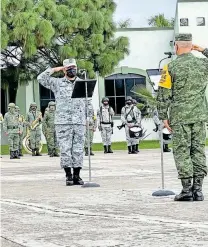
[
  {"left": 152, "top": 189, "right": 175, "bottom": 197},
  {"left": 81, "top": 182, "right": 100, "bottom": 188}
]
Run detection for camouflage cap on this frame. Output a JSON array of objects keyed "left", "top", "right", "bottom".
[
  {"left": 8, "top": 103, "right": 15, "bottom": 108},
  {"left": 102, "top": 97, "right": 109, "bottom": 103},
  {"left": 15, "top": 106, "right": 20, "bottom": 109},
  {"left": 48, "top": 101, "right": 56, "bottom": 106},
  {"left": 175, "top": 33, "right": 192, "bottom": 41},
  {"left": 63, "top": 58, "right": 77, "bottom": 68},
  {"left": 126, "top": 96, "right": 133, "bottom": 101}
]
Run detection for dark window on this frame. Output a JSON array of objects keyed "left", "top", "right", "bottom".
[
  {"left": 104, "top": 73, "right": 146, "bottom": 115},
  {"left": 39, "top": 85, "right": 55, "bottom": 114},
  {"left": 197, "top": 17, "right": 205, "bottom": 26},
  {"left": 180, "top": 18, "right": 189, "bottom": 26}
]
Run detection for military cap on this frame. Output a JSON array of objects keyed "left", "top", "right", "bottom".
[
  {"left": 175, "top": 33, "right": 192, "bottom": 41},
  {"left": 63, "top": 58, "right": 77, "bottom": 68},
  {"left": 126, "top": 96, "right": 133, "bottom": 101},
  {"left": 48, "top": 101, "right": 56, "bottom": 106},
  {"left": 15, "top": 106, "right": 20, "bottom": 109},
  {"left": 8, "top": 103, "right": 15, "bottom": 108},
  {"left": 30, "top": 102, "right": 37, "bottom": 107},
  {"left": 102, "top": 97, "right": 109, "bottom": 103}
]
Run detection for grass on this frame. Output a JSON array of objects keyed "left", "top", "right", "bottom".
[{"left": 1, "top": 139, "right": 208, "bottom": 155}]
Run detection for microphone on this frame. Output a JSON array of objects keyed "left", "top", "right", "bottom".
[{"left": 164, "top": 52, "right": 175, "bottom": 57}]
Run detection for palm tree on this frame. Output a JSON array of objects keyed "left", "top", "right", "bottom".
[
  {"left": 148, "top": 14, "right": 174, "bottom": 27},
  {"left": 117, "top": 18, "right": 132, "bottom": 28}
]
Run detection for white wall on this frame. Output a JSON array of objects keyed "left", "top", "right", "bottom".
[{"left": 115, "top": 29, "right": 174, "bottom": 70}]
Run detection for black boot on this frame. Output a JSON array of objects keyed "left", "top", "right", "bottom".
[
  {"left": 15, "top": 150, "right": 20, "bottom": 159},
  {"left": 107, "top": 145, "right": 113, "bottom": 153},
  {"left": 85, "top": 147, "right": 88, "bottom": 156},
  {"left": 90, "top": 148, "right": 94, "bottom": 156},
  {"left": 19, "top": 149, "right": 23, "bottom": 156},
  {"left": 32, "top": 149, "right": 36, "bottom": 156},
  {"left": 193, "top": 177, "right": 204, "bottom": 201},
  {"left": 174, "top": 178, "right": 193, "bottom": 201},
  {"left": 135, "top": 144, "right": 139, "bottom": 153},
  {"left": 54, "top": 150, "right": 60, "bottom": 157},
  {"left": 104, "top": 145, "right": 107, "bottom": 154},
  {"left": 128, "top": 146, "right": 132, "bottom": 154},
  {"left": 73, "top": 167, "right": 84, "bottom": 185},
  {"left": 35, "top": 149, "right": 42, "bottom": 156},
  {"left": 64, "top": 168, "right": 73, "bottom": 186},
  {"left": 163, "top": 144, "right": 171, "bottom": 152},
  {"left": 10, "top": 151, "right": 14, "bottom": 159},
  {"left": 131, "top": 145, "right": 137, "bottom": 154}
]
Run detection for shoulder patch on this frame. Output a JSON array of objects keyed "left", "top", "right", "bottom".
[{"left": 158, "top": 64, "right": 172, "bottom": 89}]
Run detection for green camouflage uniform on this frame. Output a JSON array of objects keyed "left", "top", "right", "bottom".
[
  {"left": 26, "top": 103, "right": 42, "bottom": 155},
  {"left": 42, "top": 107, "right": 50, "bottom": 154},
  {"left": 157, "top": 34, "right": 208, "bottom": 184},
  {"left": 3, "top": 103, "right": 20, "bottom": 158},
  {"left": 15, "top": 106, "right": 26, "bottom": 156},
  {"left": 43, "top": 102, "right": 59, "bottom": 157}
]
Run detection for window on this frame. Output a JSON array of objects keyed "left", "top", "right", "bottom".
[
  {"left": 39, "top": 85, "right": 55, "bottom": 114},
  {"left": 104, "top": 73, "right": 146, "bottom": 115},
  {"left": 197, "top": 17, "right": 205, "bottom": 26},
  {"left": 180, "top": 18, "right": 189, "bottom": 26}
]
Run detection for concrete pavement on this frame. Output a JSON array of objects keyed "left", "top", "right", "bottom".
[{"left": 1, "top": 149, "right": 208, "bottom": 247}]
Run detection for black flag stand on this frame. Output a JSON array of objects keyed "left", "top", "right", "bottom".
[{"left": 72, "top": 71, "right": 100, "bottom": 188}]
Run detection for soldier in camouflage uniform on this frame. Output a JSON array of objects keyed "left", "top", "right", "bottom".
[
  {"left": 43, "top": 101, "right": 59, "bottom": 157},
  {"left": 84, "top": 101, "right": 97, "bottom": 156},
  {"left": 26, "top": 102, "right": 42, "bottom": 156},
  {"left": 15, "top": 106, "right": 25, "bottom": 156},
  {"left": 157, "top": 33, "right": 208, "bottom": 201},
  {"left": 121, "top": 97, "right": 141, "bottom": 154},
  {"left": 97, "top": 97, "right": 114, "bottom": 154},
  {"left": 3, "top": 103, "right": 20, "bottom": 159},
  {"left": 42, "top": 106, "right": 50, "bottom": 155},
  {"left": 37, "top": 58, "right": 92, "bottom": 186},
  {"left": 132, "top": 99, "right": 141, "bottom": 153}
]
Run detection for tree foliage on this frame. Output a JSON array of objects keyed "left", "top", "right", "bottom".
[
  {"left": 117, "top": 18, "right": 132, "bottom": 28},
  {"left": 148, "top": 14, "right": 174, "bottom": 27},
  {"left": 1, "top": 0, "right": 129, "bottom": 86}
]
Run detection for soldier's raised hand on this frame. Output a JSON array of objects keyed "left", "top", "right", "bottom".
[
  {"left": 52, "top": 67, "right": 65, "bottom": 73},
  {"left": 192, "top": 45, "right": 205, "bottom": 52}
]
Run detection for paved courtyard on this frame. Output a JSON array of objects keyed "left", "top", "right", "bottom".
[{"left": 1, "top": 149, "right": 208, "bottom": 247}]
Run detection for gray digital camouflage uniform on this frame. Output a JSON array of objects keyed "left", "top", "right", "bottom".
[
  {"left": 37, "top": 68, "right": 92, "bottom": 168},
  {"left": 97, "top": 105, "right": 114, "bottom": 146},
  {"left": 121, "top": 104, "right": 141, "bottom": 146}
]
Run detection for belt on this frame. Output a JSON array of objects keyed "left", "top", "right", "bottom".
[
  {"left": 127, "top": 120, "right": 134, "bottom": 123},
  {"left": 101, "top": 122, "right": 112, "bottom": 124},
  {"left": 7, "top": 126, "right": 19, "bottom": 129}
]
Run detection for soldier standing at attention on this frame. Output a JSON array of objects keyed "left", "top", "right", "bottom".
[
  {"left": 97, "top": 97, "right": 114, "bottom": 154},
  {"left": 121, "top": 97, "right": 141, "bottom": 154},
  {"left": 157, "top": 33, "right": 208, "bottom": 201},
  {"left": 26, "top": 102, "right": 42, "bottom": 156},
  {"left": 42, "top": 106, "right": 50, "bottom": 155},
  {"left": 37, "top": 58, "right": 92, "bottom": 186},
  {"left": 3, "top": 103, "right": 20, "bottom": 159},
  {"left": 132, "top": 99, "right": 141, "bottom": 153},
  {"left": 84, "top": 101, "right": 97, "bottom": 156},
  {"left": 43, "top": 101, "right": 59, "bottom": 157},
  {"left": 15, "top": 106, "right": 25, "bottom": 156}
]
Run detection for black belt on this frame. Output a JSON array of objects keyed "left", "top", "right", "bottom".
[
  {"left": 101, "top": 122, "right": 112, "bottom": 124},
  {"left": 127, "top": 121, "right": 135, "bottom": 123},
  {"left": 7, "top": 126, "right": 19, "bottom": 129}
]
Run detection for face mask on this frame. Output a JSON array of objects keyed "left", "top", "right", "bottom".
[
  {"left": 50, "top": 106, "right": 55, "bottom": 111},
  {"left": 126, "top": 101, "right": 132, "bottom": 105},
  {"left": 103, "top": 102, "right": 109, "bottom": 105},
  {"left": 31, "top": 107, "right": 36, "bottom": 111},
  {"left": 66, "top": 68, "right": 77, "bottom": 78}
]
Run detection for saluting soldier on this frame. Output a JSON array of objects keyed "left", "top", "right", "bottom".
[{"left": 157, "top": 33, "right": 208, "bottom": 201}]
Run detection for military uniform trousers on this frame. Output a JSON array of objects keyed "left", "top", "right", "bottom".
[
  {"left": 55, "top": 124, "right": 85, "bottom": 168},
  {"left": 30, "top": 127, "right": 42, "bottom": 149},
  {"left": 19, "top": 133, "right": 24, "bottom": 150},
  {"left": 47, "top": 130, "right": 59, "bottom": 152},
  {"left": 8, "top": 132, "right": 20, "bottom": 151},
  {"left": 125, "top": 125, "right": 138, "bottom": 146},
  {"left": 172, "top": 121, "right": 207, "bottom": 179},
  {"left": 84, "top": 128, "right": 94, "bottom": 148},
  {"left": 101, "top": 126, "right": 112, "bottom": 146}
]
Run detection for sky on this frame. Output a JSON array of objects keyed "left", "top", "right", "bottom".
[{"left": 114, "top": 0, "right": 178, "bottom": 27}]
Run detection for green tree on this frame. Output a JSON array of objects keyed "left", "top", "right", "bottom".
[
  {"left": 148, "top": 14, "right": 174, "bottom": 27},
  {"left": 117, "top": 18, "right": 132, "bottom": 28},
  {"left": 1, "top": 0, "right": 129, "bottom": 101}
]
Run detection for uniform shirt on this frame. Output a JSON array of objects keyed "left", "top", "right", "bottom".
[
  {"left": 26, "top": 110, "right": 42, "bottom": 129},
  {"left": 3, "top": 112, "right": 20, "bottom": 134},
  {"left": 121, "top": 104, "right": 141, "bottom": 125},
  {"left": 88, "top": 103, "right": 97, "bottom": 130},
  {"left": 97, "top": 105, "right": 114, "bottom": 127},
  {"left": 43, "top": 110, "right": 55, "bottom": 131},
  {"left": 157, "top": 49, "right": 208, "bottom": 125},
  {"left": 37, "top": 68, "right": 92, "bottom": 125}
]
